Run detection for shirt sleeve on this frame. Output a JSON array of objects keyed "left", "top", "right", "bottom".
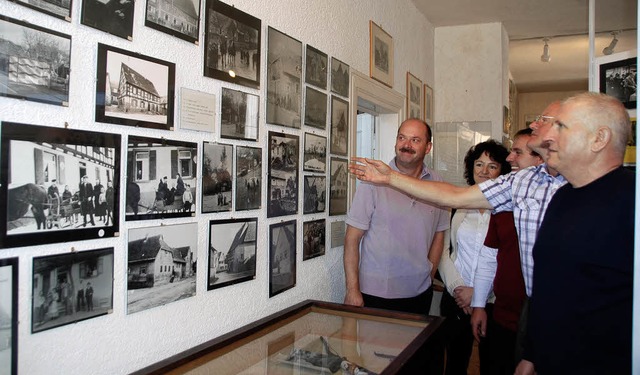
[
  {"left": 479, "top": 172, "right": 516, "bottom": 214},
  {"left": 345, "top": 183, "right": 375, "bottom": 230},
  {"left": 471, "top": 214, "right": 499, "bottom": 307},
  {"left": 439, "top": 211, "right": 465, "bottom": 295}
]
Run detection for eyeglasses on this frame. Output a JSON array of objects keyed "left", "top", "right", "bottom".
[{"left": 534, "top": 115, "right": 554, "bottom": 124}]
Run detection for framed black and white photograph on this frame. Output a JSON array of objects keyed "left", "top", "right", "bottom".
[
  {"left": 269, "top": 220, "right": 296, "bottom": 297},
  {"left": 96, "top": 43, "right": 176, "bottom": 130},
  {"left": 329, "top": 157, "right": 348, "bottom": 216},
  {"left": 0, "top": 122, "right": 121, "bottom": 249},
  {"left": 204, "top": 0, "right": 261, "bottom": 88},
  {"left": 369, "top": 21, "right": 393, "bottom": 88},
  {"left": 126, "top": 135, "right": 197, "bottom": 221},
  {"left": 208, "top": 218, "right": 257, "bottom": 290},
  {"left": 407, "top": 72, "right": 422, "bottom": 119},
  {"left": 14, "top": 0, "right": 72, "bottom": 20},
  {"left": 145, "top": 0, "right": 201, "bottom": 43},
  {"left": 32, "top": 248, "right": 114, "bottom": 333},
  {"left": 268, "top": 132, "right": 299, "bottom": 218},
  {"left": 330, "top": 96, "right": 349, "bottom": 156},
  {"left": 0, "top": 16, "right": 71, "bottom": 106},
  {"left": 305, "top": 45, "right": 327, "bottom": 90},
  {"left": 266, "top": 27, "right": 302, "bottom": 129},
  {"left": 304, "top": 87, "right": 327, "bottom": 130},
  {"left": 303, "top": 219, "right": 325, "bottom": 261},
  {"left": 331, "top": 57, "right": 349, "bottom": 98},
  {"left": 303, "top": 133, "right": 326, "bottom": 173},
  {"left": 235, "top": 146, "right": 262, "bottom": 211},
  {"left": 0, "top": 257, "right": 18, "bottom": 375},
  {"left": 599, "top": 56, "right": 637, "bottom": 109},
  {"left": 127, "top": 223, "right": 197, "bottom": 314},
  {"left": 202, "top": 142, "right": 233, "bottom": 213},
  {"left": 81, "top": 0, "right": 134, "bottom": 39},
  {"left": 221, "top": 87, "right": 259, "bottom": 141},
  {"left": 424, "top": 84, "right": 434, "bottom": 125},
  {"left": 303, "top": 175, "right": 326, "bottom": 214}
]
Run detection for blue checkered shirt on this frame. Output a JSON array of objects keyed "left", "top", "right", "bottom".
[{"left": 479, "top": 164, "right": 567, "bottom": 296}]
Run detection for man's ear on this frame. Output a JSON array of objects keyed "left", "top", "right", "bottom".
[
  {"left": 425, "top": 141, "right": 433, "bottom": 155},
  {"left": 591, "top": 126, "right": 611, "bottom": 152}
]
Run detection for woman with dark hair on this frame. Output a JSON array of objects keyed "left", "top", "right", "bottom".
[{"left": 439, "top": 139, "right": 511, "bottom": 375}]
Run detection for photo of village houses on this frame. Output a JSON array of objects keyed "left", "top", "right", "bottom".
[
  {"left": 268, "top": 132, "right": 298, "bottom": 217},
  {"left": 32, "top": 248, "right": 114, "bottom": 333},
  {"left": 269, "top": 220, "right": 296, "bottom": 297},
  {"left": 202, "top": 142, "right": 233, "bottom": 213},
  {"left": 208, "top": 218, "right": 257, "bottom": 290},
  {"left": 127, "top": 223, "right": 197, "bottom": 314},
  {"left": 266, "top": 27, "right": 302, "bottom": 129}
]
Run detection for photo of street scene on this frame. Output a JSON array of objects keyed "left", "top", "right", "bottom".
[
  {"left": 329, "top": 157, "right": 348, "bottom": 216},
  {"left": 268, "top": 132, "right": 298, "bottom": 218},
  {"left": 330, "top": 96, "right": 349, "bottom": 156},
  {"left": 235, "top": 146, "right": 262, "bottom": 211},
  {"left": 269, "top": 220, "right": 296, "bottom": 297},
  {"left": 267, "top": 27, "right": 302, "bottom": 129},
  {"left": 305, "top": 45, "right": 327, "bottom": 90},
  {"left": 220, "top": 88, "right": 259, "bottom": 141},
  {"left": 208, "top": 218, "right": 257, "bottom": 290},
  {"left": 303, "top": 176, "right": 326, "bottom": 215},
  {"left": 202, "top": 142, "right": 233, "bottom": 213},
  {"left": 146, "top": 0, "right": 200, "bottom": 42}
]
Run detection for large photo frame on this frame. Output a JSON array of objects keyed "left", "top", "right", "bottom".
[
  {"left": 32, "top": 248, "right": 114, "bottom": 333},
  {"left": 202, "top": 142, "right": 233, "bottom": 213},
  {"left": 0, "top": 16, "right": 71, "bottom": 106},
  {"left": 269, "top": 220, "right": 296, "bottom": 297},
  {"left": 330, "top": 96, "right": 349, "bottom": 156},
  {"left": 303, "top": 219, "right": 325, "bottom": 261},
  {"left": 96, "top": 43, "right": 176, "bottom": 130},
  {"left": 204, "top": 0, "right": 261, "bottom": 88},
  {"left": 14, "top": 0, "right": 72, "bottom": 20},
  {"left": 268, "top": 132, "right": 299, "bottom": 218},
  {"left": 220, "top": 87, "right": 259, "bottom": 141},
  {"left": 266, "top": 27, "right": 302, "bottom": 129},
  {"left": 81, "top": 0, "right": 134, "bottom": 39},
  {"left": 0, "top": 257, "right": 18, "bottom": 375},
  {"left": 329, "top": 157, "right": 348, "bottom": 216},
  {"left": 126, "top": 135, "right": 197, "bottom": 221},
  {"left": 127, "top": 223, "right": 197, "bottom": 314},
  {"left": 599, "top": 56, "right": 637, "bottom": 110},
  {"left": 406, "top": 72, "right": 422, "bottom": 119},
  {"left": 145, "top": 0, "right": 201, "bottom": 43},
  {"left": 0, "top": 122, "right": 121, "bottom": 249},
  {"left": 369, "top": 21, "right": 393, "bottom": 88},
  {"left": 303, "top": 133, "right": 326, "bottom": 173},
  {"left": 208, "top": 218, "right": 257, "bottom": 290},
  {"left": 235, "top": 146, "right": 262, "bottom": 211}
]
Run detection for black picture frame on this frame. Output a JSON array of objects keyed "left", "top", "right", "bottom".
[
  {"left": 0, "top": 257, "right": 18, "bottom": 375},
  {"left": 331, "top": 57, "right": 349, "bottom": 98},
  {"left": 204, "top": 0, "right": 261, "bottom": 89},
  {"left": 235, "top": 146, "right": 262, "bottom": 211},
  {"left": 303, "top": 175, "right": 326, "bottom": 214},
  {"left": 0, "top": 122, "right": 121, "bottom": 249},
  {"left": 126, "top": 135, "right": 197, "bottom": 221},
  {"left": 81, "top": 0, "right": 134, "bottom": 40},
  {"left": 32, "top": 247, "right": 114, "bottom": 333},
  {"left": 202, "top": 142, "right": 233, "bottom": 213},
  {"left": 269, "top": 219, "right": 296, "bottom": 297},
  {"left": 208, "top": 218, "right": 257, "bottom": 290},
  {"left": 303, "top": 133, "right": 327, "bottom": 173},
  {"left": 329, "top": 157, "right": 348, "bottom": 216},
  {"left": 266, "top": 27, "right": 302, "bottom": 129},
  {"left": 127, "top": 223, "right": 197, "bottom": 314},
  {"left": 220, "top": 87, "right": 260, "bottom": 141},
  {"left": 96, "top": 43, "right": 176, "bottom": 130},
  {"left": 302, "top": 219, "right": 325, "bottom": 261},
  {"left": 599, "top": 56, "right": 637, "bottom": 110},
  {"left": 305, "top": 45, "right": 327, "bottom": 90},
  {"left": 13, "top": 0, "right": 72, "bottom": 20},
  {"left": 304, "top": 86, "right": 327, "bottom": 130},
  {"left": 0, "top": 16, "right": 71, "bottom": 106},
  {"left": 145, "top": 0, "right": 201, "bottom": 43},
  {"left": 330, "top": 96, "right": 349, "bottom": 156},
  {"left": 267, "top": 132, "right": 299, "bottom": 218}
]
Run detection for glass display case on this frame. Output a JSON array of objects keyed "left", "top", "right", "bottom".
[{"left": 133, "top": 299, "right": 444, "bottom": 375}]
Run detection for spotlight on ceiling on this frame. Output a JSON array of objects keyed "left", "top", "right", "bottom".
[
  {"left": 603, "top": 31, "right": 619, "bottom": 56},
  {"left": 540, "top": 38, "right": 551, "bottom": 63}
]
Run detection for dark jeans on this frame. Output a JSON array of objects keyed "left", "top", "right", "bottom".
[{"left": 486, "top": 319, "right": 517, "bottom": 375}]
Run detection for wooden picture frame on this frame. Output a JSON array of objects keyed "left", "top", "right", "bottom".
[
  {"left": 235, "top": 146, "right": 262, "bottom": 211},
  {"left": 406, "top": 72, "right": 422, "bottom": 119},
  {"left": 220, "top": 88, "right": 259, "bottom": 141},
  {"left": 145, "top": 0, "right": 201, "bottom": 44},
  {"left": 202, "top": 142, "right": 233, "bottom": 213},
  {"left": 599, "top": 56, "right": 637, "bottom": 110},
  {"left": 269, "top": 220, "right": 296, "bottom": 297},
  {"left": 81, "top": 0, "right": 134, "bottom": 40},
  {"left": 369, "top": 21, "right": 393, "bottom": 87},
  {"left": 0, "top": 257, "right": 18, "bottom": 375},
  {"left": 424, "top": 84, "right": 434, "bottom": 125},
  {"left": 329, "top": 157, "right": 348, "bottom": 216},
  {"left": 208, "top": 218, "right": 257, "bottom": 290},
  {"left": 302, "top": 219, "right": 325, "bottom": 261},
  {"left": 330, "top": 96, "right": 349, "bottom": 156},
  {"left": 266, "top": 27, "right": 302, "bottom": 129},
  {"left": 267, "top": 132, "right": 299, "bottom": 218}
]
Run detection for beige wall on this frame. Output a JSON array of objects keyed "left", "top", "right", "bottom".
[{"left": 516, "top": 90, "right": 583, "bottom": 131}]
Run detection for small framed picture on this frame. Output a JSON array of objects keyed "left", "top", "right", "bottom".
[
  {"left": 126, "top": 136, "right": 197, "bottom": 221},
  {"left": 305, "top": 45, "right": 328, "bottom": 90},
  {"left": 204, "top": 0, "right": 261, "bottom": 89},
  {"left": 127, "top": 223, "right": 197, "bottom": 314},
  {"left": 303, "top": 176, "right": 326, "bottom": 214},
  {"left": 145, "top": 0, "right": 201, "bottom": 43},
  {"left": 269, "top": 220, "right": 296, "bottom": 297},
  {"left": 329, "top": 157, "right": 348, "bottom": 216},
  {"left": 0, "top": 257, "right": 18, "bottom": 375},
  {"left": 304, "top": 87, "right": 327, "bottom": 130},
  {"left": 266, "top": 27, "right": 302, "bottom": 129},
  {"left": 599, "top": 56, "right": 637, "bottom": 109},
  {"left": 331, "top": 57, "right": 350, "bottom": 98},
  {"left": 235, "top": 146, "right": 262, "bottom": 211},
  {"left": 330, "top": 96, "right": 349, "bottom": 156},
  {"left": 96, "top": 43, "right": 176, "bottom": 130},
  {"left": 303, "top": 219, "right": 325, "bottom": 261},
  {"left": 406, "top": 72, "right": 422, "bottom": 119},
  {"left": 14, "top": 0, "right": 72, "bottom": 20},
  {"left": 32, "top": 248, "right": 114, "bottom": 333},
  {"left": 369, "top": 21, "right": 393, "bottom": 88},
  {"left": 303, "top": 133, "right": 327, "bottom": 173},
  {"left": 202, "top": 142, "right": 233, "bottom": 213},
  {"left": 1, "top": 122, "right": 121, "bottom": 249},
  {"left": 220, "top": 88, "right": 259, "bottom": 141},
  {"left": 424, "top": 84, "right": 434, "bottom": 125},
  {"left": 0, "top": 16, "right": 71, "bottom": 106},
  {"left": 208, "top": 218, "right": 257, "bottom": 290},
  {"left": 267, "top": 132, "right": 299, "bottom": 218},
  {"left": 81, "top": 0, "right": 134, "bottom": 39}
]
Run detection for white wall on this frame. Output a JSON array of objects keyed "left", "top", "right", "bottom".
[{"left": 0, "top": 0, "right": 435, "bottom": 373}]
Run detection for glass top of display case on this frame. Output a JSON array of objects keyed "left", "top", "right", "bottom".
[{"left": 133, "top": 300, "right": 443, "bottom": 375}]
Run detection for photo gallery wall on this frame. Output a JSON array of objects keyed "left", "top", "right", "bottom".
[{"left": 0, "top": 0, "right": 352, "bottom": 353}]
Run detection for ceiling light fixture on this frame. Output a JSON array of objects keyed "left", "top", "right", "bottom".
[
  {"left": 540, "top": 38, "right": 551, "bottom": 63},
  {"left": 602, "top": 31, "right": 619, "bottom": 55}
]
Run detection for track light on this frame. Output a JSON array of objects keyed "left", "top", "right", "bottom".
[
  {"left": 540, "top": 38, "right": 551, "bottom": 63},
  {"left": 603, "top": 32, "right": 619, "bottom": 55}
]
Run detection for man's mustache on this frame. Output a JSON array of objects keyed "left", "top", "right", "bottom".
[{"left": 399, "top": 147, "right": 416, "bottom": 154}]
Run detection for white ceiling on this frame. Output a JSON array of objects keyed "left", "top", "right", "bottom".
[{"left": 412, "top": 0, "right": 638, "bottom": 92}]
